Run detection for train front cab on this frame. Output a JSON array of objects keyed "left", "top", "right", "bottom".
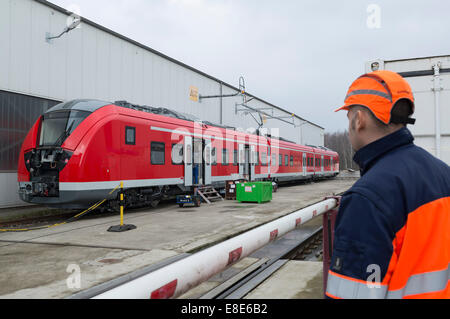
[{"left": 17, "top": 99, "right": 112, "bottom": 208}]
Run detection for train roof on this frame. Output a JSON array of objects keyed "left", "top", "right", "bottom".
[
  {"left": 46, "top": 99, "right": 111, "bottom": 113},
  {"left": 113, "top": 100, "right": 237, "bottom": 131},
  {"left": 112, "top": 100, "right": 339, "bottom": 155},
  {"left": 51, "top": 99, "right": 338, "bottom": 155}
]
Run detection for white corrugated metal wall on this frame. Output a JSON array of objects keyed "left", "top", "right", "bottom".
[
  {"left": 366, "top": 56, "right": 450, "bottom": 166},
  {"left": 0, "top": 0, "right": 324, "bottom": 208}
]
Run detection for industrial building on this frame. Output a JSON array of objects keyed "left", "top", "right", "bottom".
[
  {"left": 365, "top": 55, "right": 450, "bottom": 166},
  {"left": 0, "top": 0, "right": 325, "bottom": 208}
]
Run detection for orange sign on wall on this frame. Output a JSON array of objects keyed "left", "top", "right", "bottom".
[{"left": 189, "top": 86, "right": 199, "bottom": 102}]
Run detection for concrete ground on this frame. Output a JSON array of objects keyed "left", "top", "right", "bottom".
[
  {"left": 244, "top": 260, "right": 324, "bottom": 299},
  {"left": 0, "top": 179, "right": 355, "bottom": 298}
]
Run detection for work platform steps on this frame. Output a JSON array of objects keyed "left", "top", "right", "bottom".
[{"left": 196, "top": 186, "right": 224, "bottom": 204}]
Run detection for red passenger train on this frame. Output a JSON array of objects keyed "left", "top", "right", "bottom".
[{"left": 17, "top": 100, "right": 339, "bottom": 209}]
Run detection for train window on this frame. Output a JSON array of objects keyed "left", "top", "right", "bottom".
[
  {"left": 171, "top": 143, "right": 184, "bottom": 165},
  {"left": 222, "top": 149, "right": 229, "bottom": 165},
  {"left": 151, "top": 142, "right": 165, "bottom": 165},
  {"left": 185, "top": 144, "right": 192, "bottom": 165},
  {"left": 290, "top": 155, "right": 294, "bottom": 167},
  {"left": 279, "top": 154, "right": 283, "bottom": 166},
  {"left": 125, "top": 126, "right": 135, "bottom": 145},
  {"left": 233, "top": 150, "right": 238, "bottom": 166},
  {"left": 212, "top": 147, "right": 217, "bottom": 165},
  {"left": 303, "top": 155, "right": 306, "bottom": 167},
  {"left": 256, "top": 152, "right": 260, "bottom": 165},
  {"left": 261, "top": 152, "right": 267, "bottom": 166},
  {"left": 285, "top": 155, "right": 288, "bottom": 167},
  {"left": 205, "top": 146, "right": 211, "bottom": 165},
  {"left": 272, "top": 153, "right": 277, "bottom": 166}
]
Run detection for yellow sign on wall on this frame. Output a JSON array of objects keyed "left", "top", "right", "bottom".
[{"left": 189, "top": 86, "right": 199, "bottom": 102}]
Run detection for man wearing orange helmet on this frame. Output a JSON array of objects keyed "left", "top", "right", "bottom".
[{"left": 327, "top": 70, "right": 450, "bottom": 299}]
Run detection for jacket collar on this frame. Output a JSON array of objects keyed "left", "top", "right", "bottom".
[{"left": 353, "top": 127, "right": 414, "bottom": 176}]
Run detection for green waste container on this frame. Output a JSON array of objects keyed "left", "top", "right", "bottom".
[{"left": 236, "top": 182, "right": 273, "bottom": 203}]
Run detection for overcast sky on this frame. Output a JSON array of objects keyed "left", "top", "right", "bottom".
[{"left": 51, "top": 0, "right": 450, "bottom": 132}]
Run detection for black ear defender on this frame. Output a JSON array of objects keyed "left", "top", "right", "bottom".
[
  {"left": 390, "top": 115, "right": 416, "bottom": 125},
  {"left": 390, "top": 98, "right": 416, "bottom": 125}
]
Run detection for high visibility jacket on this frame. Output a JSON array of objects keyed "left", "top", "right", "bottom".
[{"left": 326, "top": 127, "right": 450, "bottom": 299}]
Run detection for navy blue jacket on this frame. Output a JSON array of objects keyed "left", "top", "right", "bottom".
[{"left": 326, "top": 127, "right": 450, "bottom": 298}]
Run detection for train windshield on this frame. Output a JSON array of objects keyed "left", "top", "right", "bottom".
[{"left": 39, "top": 110, "right": 91, "bottom": 147}]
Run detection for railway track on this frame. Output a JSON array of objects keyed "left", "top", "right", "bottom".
[
  {"left": 0, "top": 200, "right": 176, "bottom": 231},
  {"left": 196, "top": 226, "right": 323, "bottom": 299},
  {"left": 0, "top": 178, "right": 331, "bottom": 230}
]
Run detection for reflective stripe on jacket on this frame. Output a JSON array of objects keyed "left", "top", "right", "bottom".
[{"left": 326, "top": 127, "right": 450, "bottom": 299}]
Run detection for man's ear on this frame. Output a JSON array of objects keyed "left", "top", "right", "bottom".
[{"left": 355, "top": 110, "right": 366, "bottom": 131}]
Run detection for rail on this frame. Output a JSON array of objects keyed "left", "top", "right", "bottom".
[
  {"left": 203, "top": 227, "right": 324, "bottom": 299},
  {"left": 90, "top": 198, "right": 339, "bottom": 299}
]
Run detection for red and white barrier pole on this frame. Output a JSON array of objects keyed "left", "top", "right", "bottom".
[{"left": 93, "top": 198, "right": 338, "bottom": 299}]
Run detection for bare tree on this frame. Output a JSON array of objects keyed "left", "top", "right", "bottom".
[{"left": 324, "top": 130, "right": 358, "bottom": 171}]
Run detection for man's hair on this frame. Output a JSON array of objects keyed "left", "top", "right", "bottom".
[{"left": 349, "top": 100, "right": 413, "bottom": 131}]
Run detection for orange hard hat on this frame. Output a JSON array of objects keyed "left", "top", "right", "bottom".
[{"left": 335, "top": 70, "right": 416, "bottom": 125}]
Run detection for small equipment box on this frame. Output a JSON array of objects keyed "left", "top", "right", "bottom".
[
  {"left": 176, "top": 195, "right": 201, "bottom": 207},
  {"left": 236, "top": 182, "right": 273, "bottom": 203},
  {"left": 225, "top": 181, "right": 236, "bottom": 200},
  {"left": 225, "top": 179, "right": 246, "bottom": 200}
]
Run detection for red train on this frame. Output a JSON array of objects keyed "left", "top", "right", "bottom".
[{"left": 17, "top": 99, "right": 339, "bottom": 209}]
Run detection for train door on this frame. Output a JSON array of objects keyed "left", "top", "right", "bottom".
[
  {"left": 321, "top": 155, "right": 324, "bottom": 174},
  {"left": 239, "top": 143, "right": 245, "bottom": 178},
  {"left": 250, "top": 144, "right": 256, "bottom": 181},
  {"left": 244, "top": 145, "right": 250, "bottom": 181},
  {"left": 184, "top": 136, "right": 193, "bottom": 187},
  {"left": 314, "top": 154, "right": 318, "bottom": 178},
  {"left": 204, "top": 139, "right": 212, "bottom": 185},
  {"left": 303, "top": 153, "right": 306, "bottom": 176},
  {"left": 193, "top": 138, "right": 203, "bottom": 185},
  {"left": 331, "top": 157, "right": 333, "bottom": 174}
]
